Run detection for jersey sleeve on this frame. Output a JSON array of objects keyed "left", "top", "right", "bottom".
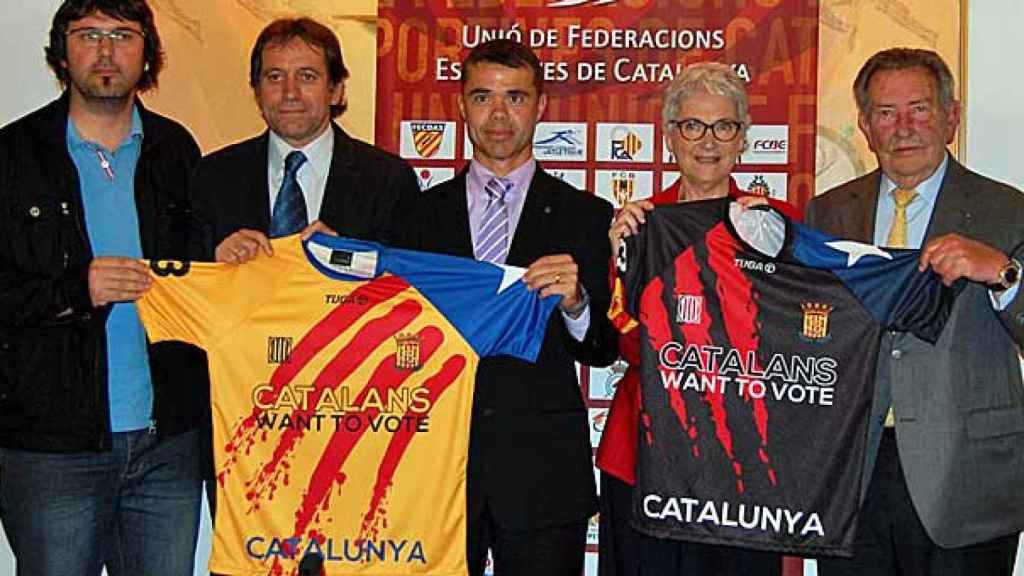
[
  {"left": 616, "top": 225, "right": 649, "bottom": 320},
  {"left": 790, "top": 222, "right": 963, "bottom": 343},
  {"left": 387, "top": 248, "right": 560, "bottom": 362},
  {"left": 137, "top": 259, "right": 260, "bottom": 348}
]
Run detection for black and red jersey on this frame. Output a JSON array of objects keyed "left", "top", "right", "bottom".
[{"left": 617, "top": 198, "right": 960, "bottom": 556}]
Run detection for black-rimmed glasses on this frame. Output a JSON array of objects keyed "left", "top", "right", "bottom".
[{"left": 668, "top": 118, "right": 744, "bottom": 142}]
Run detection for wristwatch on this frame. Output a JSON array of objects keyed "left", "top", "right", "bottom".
[{"left": 991, "top": 258, "right": 1022, "bottom": 291}]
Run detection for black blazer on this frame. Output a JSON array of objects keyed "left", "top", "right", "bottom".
[
  {"left": 397, "top": 166, "right": 619, "bottom": 529},
  {"left": 190, "top": 122, "right": 419, "bottom": 254}
]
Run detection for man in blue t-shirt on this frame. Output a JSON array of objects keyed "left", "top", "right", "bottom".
[{"left": 0, "top": 1, "right": 206, "bottom": 574}]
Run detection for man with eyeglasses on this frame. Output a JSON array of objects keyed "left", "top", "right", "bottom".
[{"left": 0, "top": 1, "right": 206, "bottom": 574}]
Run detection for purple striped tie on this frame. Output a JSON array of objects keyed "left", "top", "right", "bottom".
[{"left": 475, "top": 177, "right": 512, "bottom": 263}]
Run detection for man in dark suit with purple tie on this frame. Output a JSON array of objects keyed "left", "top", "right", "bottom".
[{"left": 396, "top": 39, "right": 618, "bottom": 576}]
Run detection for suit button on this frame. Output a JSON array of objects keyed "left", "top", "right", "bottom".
[
  {"left": 482, "top": 408, "right": 496, "bottom": 417},
  {"left": 891, "top": 349, "right": 902, "bottom": 359},
  {"left": 81, "top": 312, "right": 92, "bottom": 322}
]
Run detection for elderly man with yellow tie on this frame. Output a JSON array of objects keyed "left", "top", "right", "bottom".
[{"left": 806, "top": 47, "right": 1024, "bottom": 576}]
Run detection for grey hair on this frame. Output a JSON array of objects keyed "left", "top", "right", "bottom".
[
  {"left": 662, "top": 62, "right": 751, "bottom": 129},
  {"left": 853, "top": 47, "right": 956, "bottom": 114}
]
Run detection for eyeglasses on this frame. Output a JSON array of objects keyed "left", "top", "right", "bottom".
[
  {"left": 668, "top": 118, "right": 744, "bottom": 142},
  {"left": 66, "top": 27, "right": 144, "bottom": 46}
]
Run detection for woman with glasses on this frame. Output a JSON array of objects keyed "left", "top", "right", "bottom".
[{"left": 598, "top": 62, "right": 800, "bottom": 576}]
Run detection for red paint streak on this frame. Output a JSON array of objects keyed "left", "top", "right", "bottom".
[
  {"left": 706, "top": 224, "right": 777, "bottom": 487},
  {"left": 289, "top": 326, "right": 447, "bottom": 540},
  {"left": 674, "top": 248, "right": 743, "bottom": 490},
  {"left": 219, "top": 276, "right": 410, "bottom": 475},
  {"left": 244, "top": 299, "right": 423, "bottom": 509},
  {"left": 358, "top": 354, "right": 468, "bottom": 540},
  {"left": 640, "top": 276, "right": 698, "bottom": 457}
]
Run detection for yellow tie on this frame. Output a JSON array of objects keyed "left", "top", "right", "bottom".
[
  {"left": 885, "top": 188, "right": 918, "bottom": 248},
  {"left": 883, "top": 188, "right": 917, "bottom": 428}
]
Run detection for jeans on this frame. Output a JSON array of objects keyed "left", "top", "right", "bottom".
[{"left": 0, "top": 429, "right": 202, "bottom": 576}]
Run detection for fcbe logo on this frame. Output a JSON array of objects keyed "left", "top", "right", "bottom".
[
  {"left": 611, "top": 173, "right": 636, "bottom": 206},
  {"left": 411, "top": 123, "right": 446, "bottom": 158},
  {"left": 150, "top": 259, "right": 190, "bottom": 277},
  {"left": 548, "top": 0, "right": 615, "bottom": 6},
  {"left": 753, "top": 139, "right": 787, "bottom": 152},
  {"left": 676, "top": 294, "right": 703, "bottom": 325},
  {"left": 394, "top": 333, "right": 423, "bottom": 371},
  {"left": 610, "top": 127, "right": 643, "bottom": 160},
  {"left": 267, "top": 336, "right": 293, "bottom": 364},
  {"left": 800, "top": 302, "right": 834, "bottom": 341}
]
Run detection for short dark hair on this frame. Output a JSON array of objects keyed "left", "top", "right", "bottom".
[
  {"left": 250, "top": 18, "right": 350, "bottom": 117},
  {"left": 46, "top": 0, "right": 163, "bottom": 92},
  {"left": 462, "top": 39, "right": 544, "bottom": 95},
  {"left": 854, "top": 47, "right": 956, "bottom": 114}
]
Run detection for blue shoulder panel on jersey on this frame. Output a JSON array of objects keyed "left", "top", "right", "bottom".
[
  {"left": 302, "top": 234, "right": 558, "bottom": 362},
  {"left": 789, "top": 222, "right": 954, "bottom": 343},
  {"left": 386, "top": 247, "right": 559, "bottom": 362}
]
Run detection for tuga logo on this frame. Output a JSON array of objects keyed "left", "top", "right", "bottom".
[
  {"left": 548, "top": 0, "right": 615, "bottom": 6},
  {"left": 411, "top": 123, "right": 445, "bottom": 158},
  {"left": 752, "top": 139, "right": 787, "bottom": 152}
]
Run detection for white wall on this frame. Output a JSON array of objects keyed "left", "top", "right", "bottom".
[{"left": 1, "top": 2, "right": 1022, "bottom": 574}]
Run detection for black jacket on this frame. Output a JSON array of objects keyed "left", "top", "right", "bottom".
[
  {"left": 397, "top": 167, "right": 618, "bottom": 530},
  {"left": 190, "top": 123, "right": 420, "bottom": 254},
  {"left": 0, "top": 94, "right": 208, "bottom": 452}
]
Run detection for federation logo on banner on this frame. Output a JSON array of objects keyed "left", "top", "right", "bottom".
[
  {"left": 589, "top": 359, "right": 628, "bottom": 401},
  {"left": 740, "top": 125, "right": 790, "bottom": 165},
  {"left": 547, "top": 169, "right": 587, "bottom": 191},
  {"left": 596, "top": 124, "right": 654, "bottom": 163},
  {"left": 800, "top": 302, "right": 834, "bottom": 341},
  {"left": 611, "top": 172, "right": 635, "bottom": 205},
  {"left": 589, "top": 408, "right": 607, "bottom": 447},
  {"left": 595, "top": 170, "right": 653, "bottom": 207},
  {"left": 533, "top": 123, "right": 587, "bottom": 161},
  {"left": 400, "top": 121, "right": 456, "bottom": 160},
  {"left": 732, "top": 172, "right": 789, "bottom": 202},
  {"left": 414, "top": 167, "right": 456, "bottom": 191}
]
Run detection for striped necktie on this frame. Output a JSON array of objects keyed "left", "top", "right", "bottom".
[
  {"left": 885, "top": 188, "right": 918, "bottom": 248},
  {"left": 475, "top": 177, "right": 512, "bottom": 264},
  {"left": 269, "top": 150, "right": 308, "bottom": 238}
]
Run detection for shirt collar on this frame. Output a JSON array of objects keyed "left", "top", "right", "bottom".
[
  {"left": 880, "top": 153, "right": 949, "bottom": 205},
  {"left": 268, "top": 123, "right": 335, "bottom": 174},
  {"left": 67, "top": 105, "right": 144, "bottom": 151},
  {"left": 467, "top": 158, "right": 536, "bottom": 201}
]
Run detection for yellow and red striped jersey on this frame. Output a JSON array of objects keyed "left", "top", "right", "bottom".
[{"left": 138, "top": 234, "right": 557, "bottom": 576}]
